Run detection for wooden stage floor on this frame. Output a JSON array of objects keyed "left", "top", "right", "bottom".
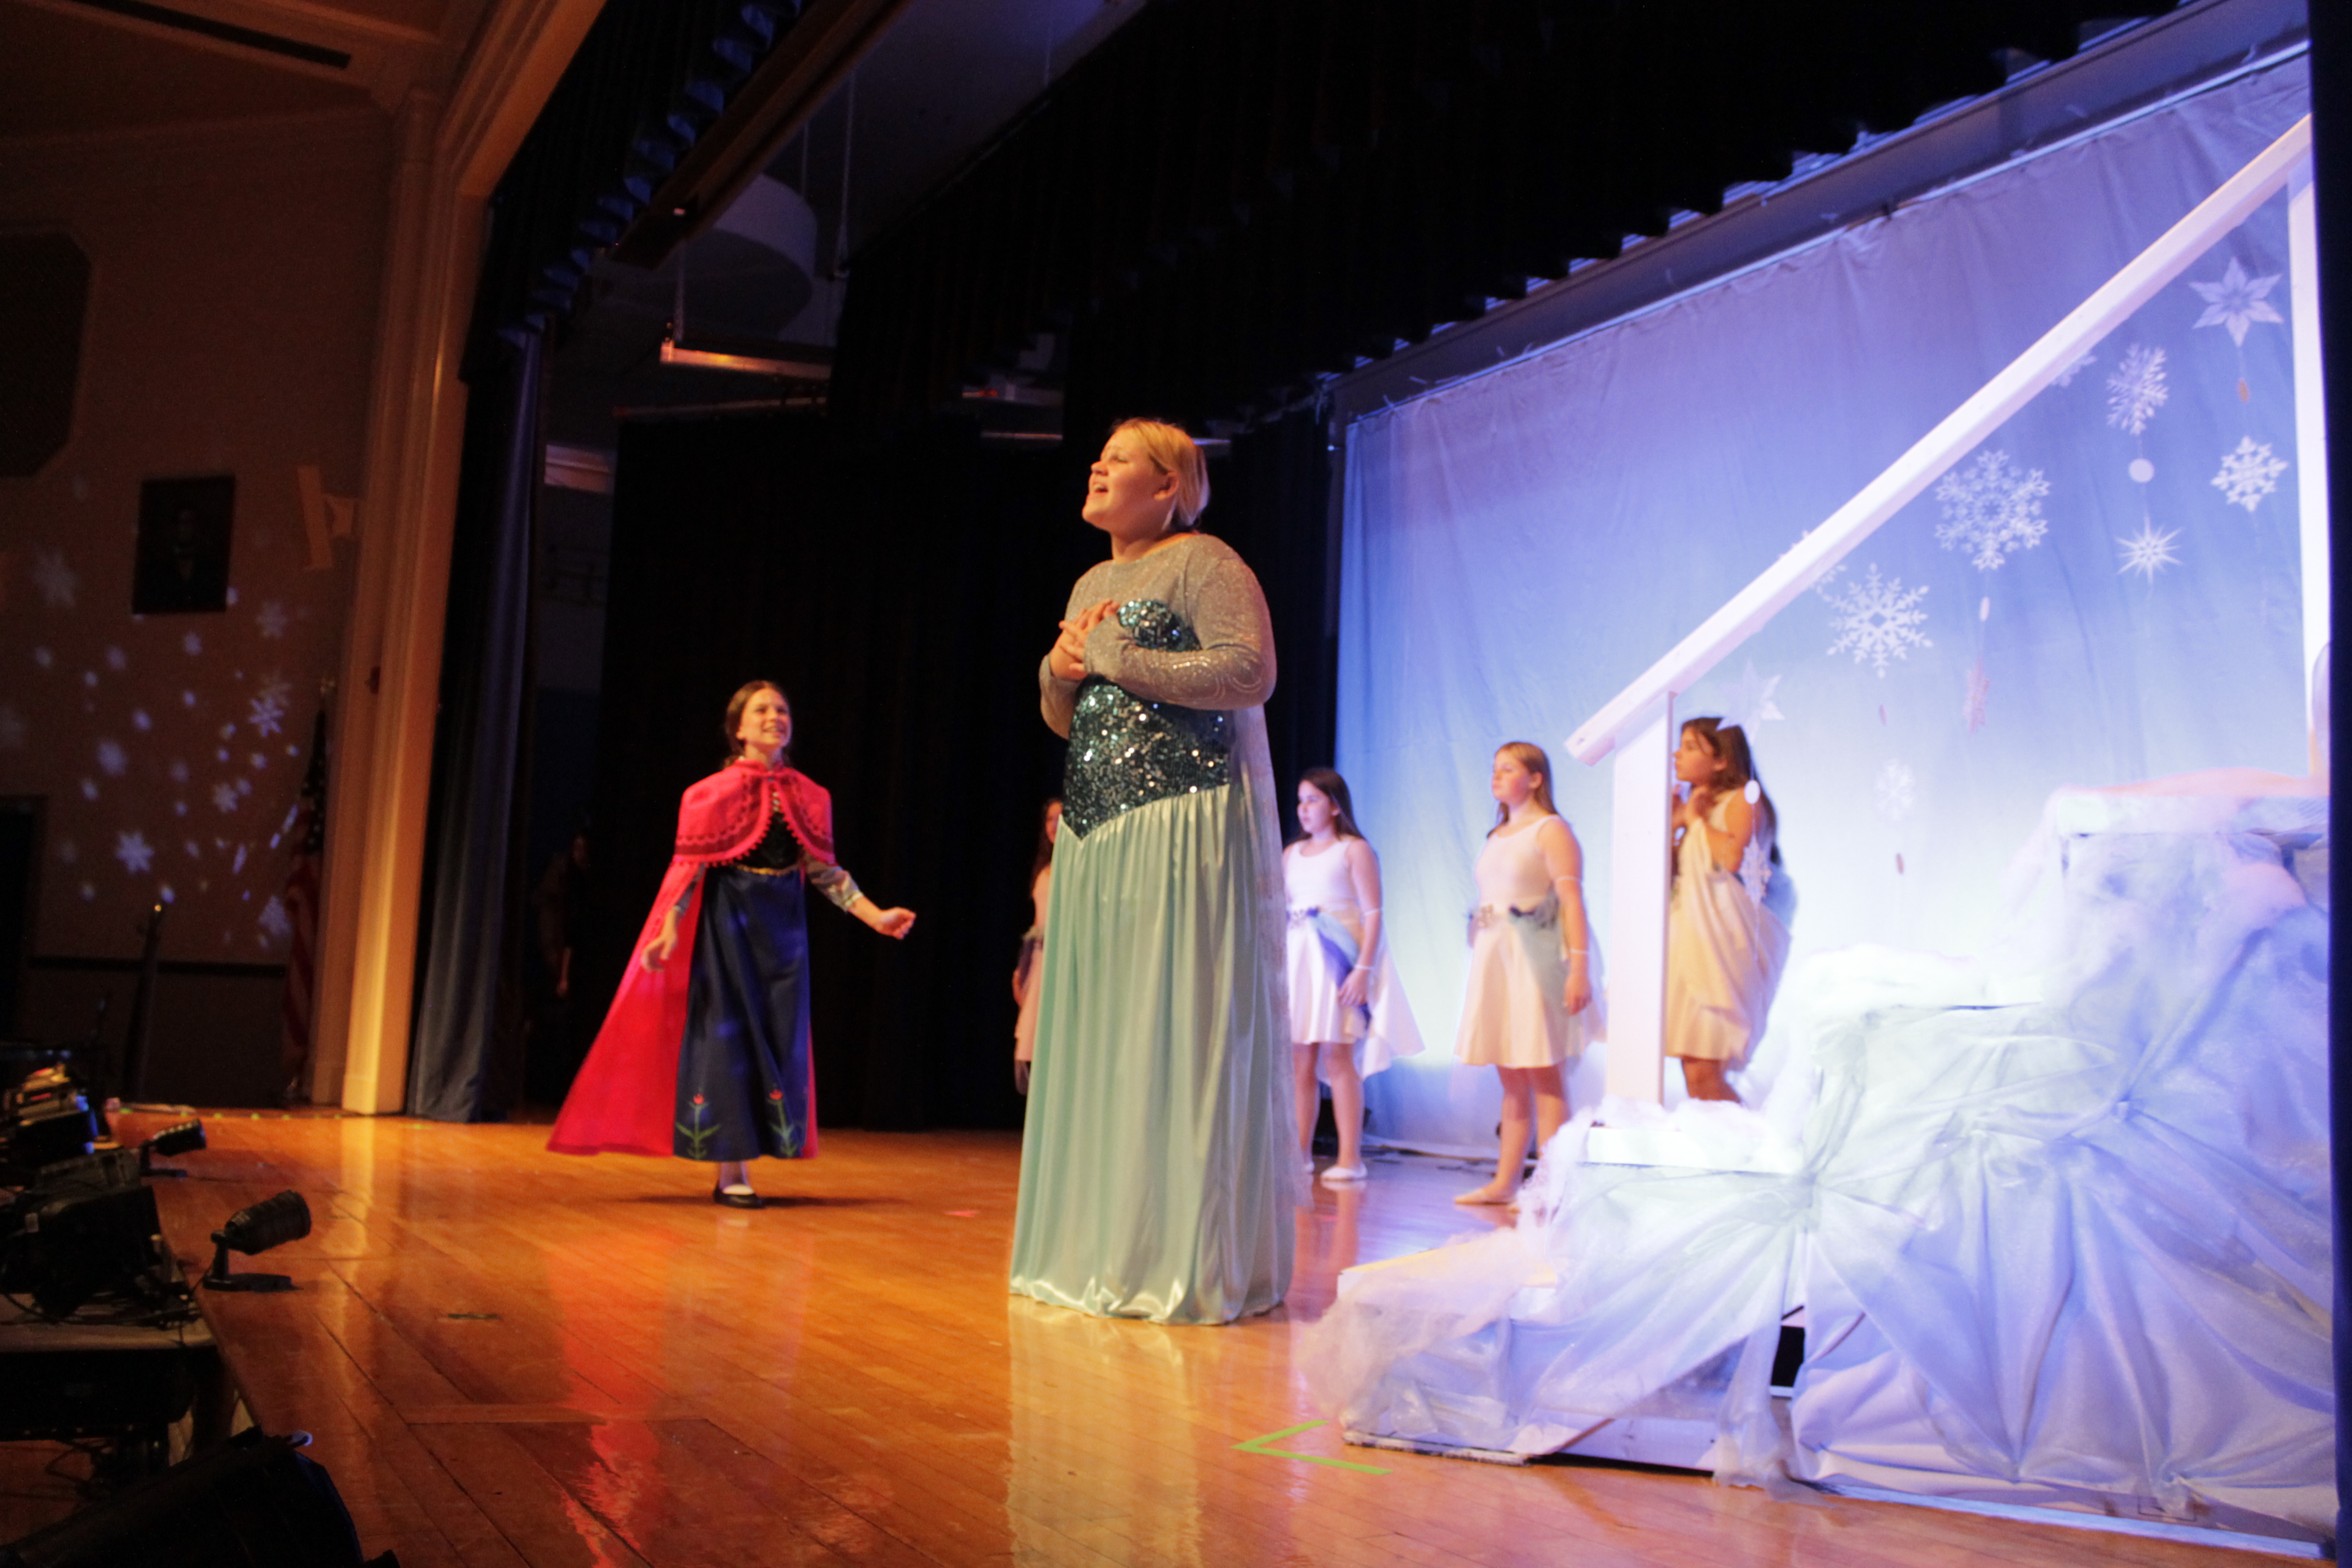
[{"left": 13, "top": 1110, "right": 2266, "bottom": 1567}]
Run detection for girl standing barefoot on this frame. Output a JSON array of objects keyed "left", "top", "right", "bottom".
[{"left": 1453, "top": 742, "right": 1593, "bottom": 1205}]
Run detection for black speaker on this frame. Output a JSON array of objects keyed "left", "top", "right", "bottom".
[{"left": 0, "top": 235, "right": 88, "bottom": 479}]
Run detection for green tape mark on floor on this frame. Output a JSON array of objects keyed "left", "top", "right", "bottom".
[{"left": 1234, "top": 1420, "right": 1390, "bottom": 1474}]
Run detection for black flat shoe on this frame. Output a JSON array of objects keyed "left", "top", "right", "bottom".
[{"left": 712, "top": 1185, "right": 765, "bottom": 1210}]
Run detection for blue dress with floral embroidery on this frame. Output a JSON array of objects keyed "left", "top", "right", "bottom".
[{"left": 672, "top": 810, "right": 858, "bottom": 1162}]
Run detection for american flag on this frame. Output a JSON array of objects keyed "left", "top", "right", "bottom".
[{"left": 279, "top": 705, "right": 329, "bottom": 1101}]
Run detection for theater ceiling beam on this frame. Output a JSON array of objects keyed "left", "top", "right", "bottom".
[{"left": 609, "top": 0, "right": 913, "bottom": 268}]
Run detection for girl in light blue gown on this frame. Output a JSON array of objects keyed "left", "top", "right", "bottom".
[{"left": 1009, "top": 418, "right": 1295, "bottom": 1325}]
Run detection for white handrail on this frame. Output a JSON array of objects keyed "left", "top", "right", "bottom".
[{"left": 1567, "top": 115, "right": 2314, "bottom": 766}]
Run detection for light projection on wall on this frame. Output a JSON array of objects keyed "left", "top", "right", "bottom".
[
  {"left": 1335, "top": 63, "right": 2314, "bottom": 1155},
  {"left": 5, "top": 540, "right": 334, "bottom": 959}
]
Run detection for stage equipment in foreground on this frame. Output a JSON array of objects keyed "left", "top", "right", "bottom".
[
  {"left": 202, "top": 1191, "right": 310, "bottom": 1294},
  {"left": 0, "top": 1428, "right": 391, "bottom": 1567},
  {"left": 138, "top": 1119, "right": 206, "bottom": 1179}
]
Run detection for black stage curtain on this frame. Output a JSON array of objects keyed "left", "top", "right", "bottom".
[
  {"left": 408, "top": 331, "right": 545, "bottom": 1122},
  {"left": 471, "top": 0, "right": 802, "bottom": 345},
  {"left": 832, "top": 0, "right": 2173, "bottom": 440},
  {"left": 574, "top": 410, "right": 1333, "bottom": 1132}
]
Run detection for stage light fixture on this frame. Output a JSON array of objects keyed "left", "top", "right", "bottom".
[
  {"left": 139, "top": 1118, "right": 205, "bottom": 1178},
  {"left": 202, "top": 1190, "right": 310, "bottom": 1294}
]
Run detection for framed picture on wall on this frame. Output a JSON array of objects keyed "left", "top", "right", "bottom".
[{"left": 133, "top": 475, "right": 234, "bottom": 614}]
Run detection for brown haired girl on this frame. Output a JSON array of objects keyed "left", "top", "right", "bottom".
[
  {"left": 1452, "top": 741, "right": 1595, "bottom": 1205},
  {"left": 1285, "top": 767, "right": 1424, "bottom": 1185},
  {"left": 548, "top": 680, "right": 914, "bottom": 1207},
  {"left": 1667, "top": 716, "right": 1792, "bottom": 1103}
]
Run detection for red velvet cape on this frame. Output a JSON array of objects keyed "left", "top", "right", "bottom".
[{"left": 547, "top": 762, "right": 836, "bottom": 1158}]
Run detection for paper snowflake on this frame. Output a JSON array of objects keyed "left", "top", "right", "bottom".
[
  {"left": 115, "top": 830, "right": 154, "bottom": 875},
  {"left": 258, "top": 896, "right": 292, "bottom": 945},
  {"left": 1963, "top": 660, "right": 1990, "bottom": 733},
  {"left": 1707, "top": 658, "right": 1785, "bottom": 732},
  {"left": 182, "top": 632, "right": 203, "bottom": 655},
  {"left": 0, "top": 705, "right": 22, "bottom": 750},
  {"left": 2106, "top": 345, "right": 2169, "bottom": 435},
  {"left": 257, "top": 601, "right": 288, "bottom": 639},
  {"left": 2211, "top": 436, "right": 2288, "bottom": 514},
  {"left": 31, "top": 549, "right": 77, "bottom": 608},
  {"left": 1823, "top": 565, "right": 1932, "bottom": 676},
  {"left": 2052, "top": 351, "right": 2097, "bottom": 388},
  {"left": 1738, "top": 837, "right": 1773, "bottom": 906},
  {"left": 1934, "top": 450, "right": 2051, "bottom": 571},
  {"left": 2116, "top": 522, "right": 2182, "bottom": 582},
  {"left": 1874, "top": 760, "right": 1917, "bottom": 825},
  {"left": 247, "top": 677, "right": 291, "bottom": 738},
  {"left": 2188, "top": 258, "right": 2284, "bottom": 347},
  {"left": 96, "top": 740, "right": 126, "bottom": 777},
  {"left": 212, "top": 782, "right": 241, "bottom": 813}
]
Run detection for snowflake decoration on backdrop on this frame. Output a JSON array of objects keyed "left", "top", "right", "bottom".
[
  {"left": 2116, "top": 521, "right": 2182, "bottom": 582},
  {"left": 1934, "top": 450, "right": 2050, "bottom": 570},
  {"left": 247, "top": 677, "right": 291, "bottom": 738},
  {"left": 2106, "top": 345, "right": 2169, "bottom": 435},
  {"left": 211, "top": 782, "right": 241, "bottom": 813},
  {"left": 1706, "top": 657, "right": 1785, "bottom": 732},
  {"left": 1963, "top": 660, "right": 1990, "bottom": 733},
  {"left": 2211, "top": 436, "right": 2289, "bottom": 514},
  {"left": 95, "top": 741, "right": 126, "bottom": 777},
  {"left": 1738, "top": 837, "right": 1773, "bottom": 906},
  {"left": 257, "top": 896, "right": 292, "bottom": 945},
  {"left": 114, "top": 831, "right": 154, "bottom": 875},
  {"left": 2052, "top": 351, "right": 2098, "bottom": 388},
  {"left": 1874, "top": 760, "right": 1917, "bottom": 825},
  {"left": 0, "top": 706, "right": 22, "bottom": 750},
  {"left": 32, "top": 549, "right": 77, "bottom": 608},
  {"left": 2188, "top": 258, "right": 2285, "bottom": 346},
  {"left": 257, "top": 601, "right": 288, "bottom": 639},
  {"left": 1822, "top": 565, "right": 1932, "bottom": 676}
]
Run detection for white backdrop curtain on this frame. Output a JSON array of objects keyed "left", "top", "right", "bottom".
[{"left": 1337, "top": 59, "right": 2315, "bottom": 1155}]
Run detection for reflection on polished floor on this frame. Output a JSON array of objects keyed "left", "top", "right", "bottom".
[{"left": 36, "top": 1111, "right": 2231, "bottom": 1566}]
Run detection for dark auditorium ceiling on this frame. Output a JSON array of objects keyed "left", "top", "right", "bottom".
[{"left": 0, "top": 0, "right": 485, "bottom": 135}]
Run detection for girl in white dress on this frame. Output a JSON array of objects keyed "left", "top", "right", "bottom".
[
  {"left": 1667, "top": 717, "right": 1792, "bottom": 1103},
  {"left": 1454, "top": 742, "right": 1594, "bottom": 1205},
  {"left": 1010, "top": 797, "right": 1062, "bottom": 1095},
  {"left": 1285, "top": 768, "right": 1423, "bottom": 1186}
]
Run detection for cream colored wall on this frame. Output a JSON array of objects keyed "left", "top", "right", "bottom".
[{"left": 0, "top": 108, "right": 390, "bottom": 972}]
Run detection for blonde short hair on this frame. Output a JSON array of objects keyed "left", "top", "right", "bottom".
[{"left": 1112, "top": 417, "right": 1210, "bottom": 529}]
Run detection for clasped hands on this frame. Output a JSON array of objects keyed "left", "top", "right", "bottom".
[{"left": 1047, "top": 598, "right": 1119, "bottom": 683}]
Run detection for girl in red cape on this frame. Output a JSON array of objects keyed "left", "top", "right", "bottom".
[{"left": 548, "top": 680, "right": 914, "bottom": 1207}]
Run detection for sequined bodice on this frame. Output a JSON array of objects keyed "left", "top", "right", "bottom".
[{"left": 1063, "top": 599, "right": 1233, "bottom": 837}]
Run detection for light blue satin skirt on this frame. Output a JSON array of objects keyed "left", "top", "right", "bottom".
[{"left": 1009, "top": 783, "right": 1293, "bottom": 1324}]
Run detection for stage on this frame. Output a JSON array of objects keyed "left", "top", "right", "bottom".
[{"left": 0, "top": 1110, "right": 2275, "bottom": 1566}]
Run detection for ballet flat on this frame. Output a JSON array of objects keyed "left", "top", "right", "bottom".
[
  {"left": 1320, "top": 1164, "right": 1368, "bottom": 1185},
  {"left": 712, "top": 1185, "right": 765, "bottom": 1210},
  {"left": 1453, "top": 1187, "right": 1515, "bottom": 1206}
]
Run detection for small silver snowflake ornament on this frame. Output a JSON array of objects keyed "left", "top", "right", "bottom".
[
  {"left": 2116, "top": 522, "right": 2182, "bottom": 582},
  {"left": 1822, "top": 565, "right": 1932, "bottom": 677},
  {"left": 2211, "top": 436, "right": 2288, "bottom": 514},
  {"left": 1934, "top": 450, "right": 2050, "bottom": 571},
  {"left": 2106, "top": 345, "right": 2169, "bottom": 436},
  {"left": 2188, "top": 258, "right": 2285, "bottom": 347}
]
